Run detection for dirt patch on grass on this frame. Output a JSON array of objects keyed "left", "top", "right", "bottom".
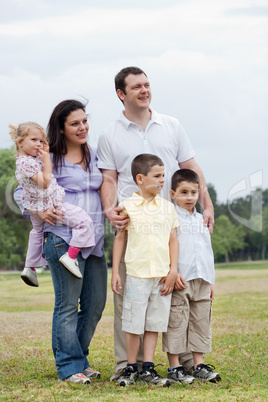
[{"left": 214, "top": 269, "right": 268, "bottom": 295}]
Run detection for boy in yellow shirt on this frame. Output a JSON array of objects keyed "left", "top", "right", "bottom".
[{"left": 111, "top": 154, "right": 194, "bottom": 386}]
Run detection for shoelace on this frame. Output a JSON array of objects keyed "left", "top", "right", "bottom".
[
  {"left": 197, "top": 363, "right": 215, "bottom": 372},
  {"left": 177, "top": 366, "right": 189, "bottom": 376},
  {"left": 122, "top": 366, "right": 135, "bottom": 377},
  {"left": 145, "top": 364, "right": 163, "bottom": 378}
]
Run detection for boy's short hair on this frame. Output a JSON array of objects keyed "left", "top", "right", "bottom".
[
  {"left": 171, "top": 169, "right": 200, "bottom": 191},
  {"left": 131, "top": 153, "right": 164, "bottom": 184}
]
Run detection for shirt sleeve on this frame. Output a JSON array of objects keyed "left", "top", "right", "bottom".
[
  {"left": 97, "top": 128, "right": 117, "bottom": 170},
  {"left": 17, "top": 157, "right": 40, "bottom": 178},
  {"left": 175, "top": 119, "right": 196, "bottom": 163},
  {"left": 14, "top": 186, "right": 31, "bottom": 217},
  {"left": 171, "top": 204, "right": 180, "bottom": 229}
]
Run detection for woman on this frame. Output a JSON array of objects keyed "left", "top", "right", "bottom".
[{"left": 15, "top": 100, "right": 107, "bottom": 384}]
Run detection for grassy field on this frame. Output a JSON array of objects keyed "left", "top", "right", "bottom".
[{"left": 0, "top": 263, "right": 267, "bottom": 401}]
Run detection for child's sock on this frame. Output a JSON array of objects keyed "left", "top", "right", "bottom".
[
  {"left": 168, "top": 366, "right": 178, "bottom": 371},
  {"left": 127, "top": 363, "right": 138, "bottom": 372},
  {"left": 141, "top": 362, "right": 154, "bottom": 373},
  {"left": 67, "top": 246, "right": 81, "bottom": 259},
  {"left": 30, "top": 267, "right": 36, "bottom": 272}
]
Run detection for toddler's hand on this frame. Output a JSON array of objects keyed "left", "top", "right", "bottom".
[
  {"left": 42, "top": 140, "right": 50, "bottom": 153},
  {"left": 38, "top": 148, "right": 50, "bottom": 163}
]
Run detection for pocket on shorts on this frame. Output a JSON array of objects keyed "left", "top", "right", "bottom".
[
  {"left": 169, "top": 299, "right": 187, "bottom": 328},
  {"left": 122, "top": 300, "right": 132, "bottom": 322}
]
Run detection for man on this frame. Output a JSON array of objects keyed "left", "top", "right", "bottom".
[{"left": 97, "top": 66, "right": 214, "bottom": 380}]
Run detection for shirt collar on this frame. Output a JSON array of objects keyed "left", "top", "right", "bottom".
[
  {"left": 175, "top": 204, "right": 197, "bottom": 217},
  {"left": 132, "top": 192, "right": 160, "bottom": 206},
  {"left": 118, "top": 108, "right": 162, "bottom": 128}
]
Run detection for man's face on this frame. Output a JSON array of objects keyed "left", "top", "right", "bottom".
[{"left": 117, "top": 73, "right": 152, "bottom": 110}]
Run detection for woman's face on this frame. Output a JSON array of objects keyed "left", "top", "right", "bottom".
[{"left": 63, "top": 109, "right": 89, "bottom": 147}]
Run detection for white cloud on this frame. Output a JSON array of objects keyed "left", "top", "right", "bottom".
[{"left": 0, "top": 0, "right": 267, "bottom": 201}]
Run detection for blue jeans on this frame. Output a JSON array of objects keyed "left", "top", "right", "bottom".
[{"left": 43, "top": 233, "right": 107, "bottom": 380}]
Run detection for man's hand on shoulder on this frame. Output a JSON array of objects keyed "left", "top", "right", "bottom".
[{"left": 106, "top": 205, "right": 129, "bottom": 231}]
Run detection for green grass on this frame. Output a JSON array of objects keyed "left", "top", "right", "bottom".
[
  {"left": 215, "top": 261, "right": 268, "bottom": 270},
  {"left": 0, "top": 264, "right": 268, "bottom": 401}
]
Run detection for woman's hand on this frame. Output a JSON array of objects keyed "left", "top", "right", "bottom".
[{"left": 36, "top": 208, "right": 64, "bottom": 226}]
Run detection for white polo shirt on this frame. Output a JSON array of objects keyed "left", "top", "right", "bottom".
[
  {"left": 97, "top": 109, "right": 196, "bottom": 202},
  {"left": 175, "top": 205, "right": 215, "bottom": 284}
]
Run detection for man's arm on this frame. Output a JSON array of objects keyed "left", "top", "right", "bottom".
[
  {"left": 179, "top": 158, "right": 214, "bottom": 233},
  {"left": 100, "top": 169, "right": 129, "bottom": 230}
]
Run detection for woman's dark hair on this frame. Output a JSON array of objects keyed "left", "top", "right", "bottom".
[{"left": 47, "top": 99, "right": 91, "bottom": 172}]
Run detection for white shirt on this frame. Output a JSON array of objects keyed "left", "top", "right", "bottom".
[
  {"left": 97, "top": 109, "right": 196, "bottom": 202},
  {"left": 176, "top": 205, "right": 215, "bottom": 284}
]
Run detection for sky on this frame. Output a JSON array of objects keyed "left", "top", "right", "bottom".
[{"left": 0, "top": 0, "right": 267, "bottom": 204}]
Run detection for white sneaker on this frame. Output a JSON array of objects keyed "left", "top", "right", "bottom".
[
  {"left": 66, "top": 373, "right": 90, "bottom": 384},
  {"left": 21, "top": 267, "right": 39, "bottom": 287},
  {"left": 59, "top": 253, "right": 82, "bottom": 279},
  {"left": 83, "top": 367, "right": 101, "bottom": 379}
]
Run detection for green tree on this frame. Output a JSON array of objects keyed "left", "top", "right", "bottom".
[
  {"left": 211, "top": 215, "right": 245, "bottom": 263},
  {"left": 0, "top": 148, "right": 32, "bottom": 269},
  {"left": 248, "top": 205, "right": 268, "bottom": 260}
]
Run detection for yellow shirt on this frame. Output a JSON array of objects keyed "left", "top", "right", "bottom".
[{"left": 121, "top": 193, "right": 180, "bottom": 278}]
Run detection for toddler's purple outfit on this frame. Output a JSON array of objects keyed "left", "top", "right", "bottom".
[{"left": 16, "top": 155, "right": 95, "bottom": 267}]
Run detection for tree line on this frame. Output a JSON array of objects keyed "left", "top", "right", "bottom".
[{"left": 0, "top": 148, "right": 267, "bottom": 269}]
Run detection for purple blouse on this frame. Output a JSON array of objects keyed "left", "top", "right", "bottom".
[{"left": 15, "top": 147, "right": 104, "bottom": 259}]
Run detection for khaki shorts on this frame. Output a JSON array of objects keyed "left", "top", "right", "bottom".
[
  {"left": 162, "top": 278, "right": 212, "bottom": 354},
  {"left": 122, "top": 274, "right": 172, "bottom": 335}
]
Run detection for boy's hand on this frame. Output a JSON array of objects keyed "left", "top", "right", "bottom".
[
  {"left": 174, "top": 273, "right": 186, "bottom": 290},
  {"left": 159, "top": 270, "right": 177, "bottom": 296},
  {"left": 111, "top": 273, "right": 122, "bottom": 295}
]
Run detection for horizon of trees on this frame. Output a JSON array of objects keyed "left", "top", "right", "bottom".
[{"left": 1, "top": 147, "right": 267, "bottom": 270}]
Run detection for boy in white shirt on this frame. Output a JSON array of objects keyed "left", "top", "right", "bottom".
[
  {"left": 111, "top": 153, "right": 181, "bottom": 387},
  {"left": 163, "top": 169, "right": 221, "bottom": 383}
]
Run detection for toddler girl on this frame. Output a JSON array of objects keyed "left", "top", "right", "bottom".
[{"left": 10, "top": 121, "right": 95, "bottom": 286}]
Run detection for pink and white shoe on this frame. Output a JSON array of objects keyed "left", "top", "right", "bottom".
[
  {"left": 83, "top": 367, "right": 101, "bottom": 379},
  {"left": 66, "top": 373, "right": 90, "bottom": 384},
  {"left": 59, "top": 253, "right": 82, "bottom": 279}
]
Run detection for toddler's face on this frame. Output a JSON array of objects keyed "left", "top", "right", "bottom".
[
  {"left": 18, "top": 128, "right": 45, "bottom": 157},
  {"left": 170, "top": 181, "right": 199, "bottom": 214}
]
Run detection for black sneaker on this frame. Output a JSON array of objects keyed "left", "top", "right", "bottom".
[
  {"left": 167, "top": 366, "right": 195, "bottom": 384},
  {"left": 140, "top": 364, "right": 170, "bottom": 387},
  {"left": 116, "top": 366, "right": 139, "bottom": 386},
  {"left": 192, "top": 364, "right": 221, "bottom": 383}
]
